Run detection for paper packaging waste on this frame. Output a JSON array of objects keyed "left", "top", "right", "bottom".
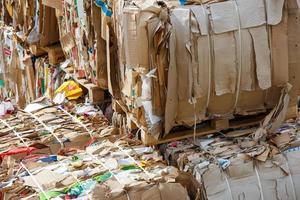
[
  {"left": 0, "top": 100, "right": 110, "bottom": 159},
  {"left": 0, "top": 3, "right": 64, "bottom": 108},
  {"left": 56, "top": 0, "right": 108, "bottom": 89},
  {"left": 0, "top": 138, "right": 191, "bottom": 199},
  {"left": 109, "top": 0, "right": 300, "bottom": 138},
  {"left": 159, "top": 118, "right": 300, "bottom": 200}
]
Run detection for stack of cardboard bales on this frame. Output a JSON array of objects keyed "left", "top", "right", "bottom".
[
  {"left": 54, "top": 0, "right": 108, "bottom": 89},
  {"left": 0, "top": 0, "right": 111, "bottom": 108},
  {"left": 109, "top": 0, "right": 300, "bottom": 140},
  {"left": 0, "top": 0, "right": 64, "bottom": 108}
]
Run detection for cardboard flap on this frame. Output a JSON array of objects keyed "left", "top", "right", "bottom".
[
  {"left": 266, "top": 0, "right": 286, "bottom": 25},
  {"left": 171, "top": 8, "right": 192, "bottom": 100},
  {"left": 210, "top": 1, "right": 239, "bottom": 34},
  {"left": 249, "top": 26, "right": 272, "bottom": 90},
  {"left": 209, "top": 0, "right": 284, "bottom": 34},
  {"left": 190, "top": 6, "right": 208, "bottom": 35},
  {"left": 213, "top": 32, "right": 237, "bottom": 96}
]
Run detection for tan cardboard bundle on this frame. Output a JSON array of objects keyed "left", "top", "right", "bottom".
[
  {"left": 160, "top": 116, "right": 300, "bottom": 199},
  {"left": 110, "top": 0, "right": 300, "bottom": 138},
  {"left": 56, "top": 0, "right": 108, "bottom": 89}
]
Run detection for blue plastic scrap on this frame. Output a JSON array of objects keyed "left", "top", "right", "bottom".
[
  {"left": 39, "top": 155, "right": 58, "bottom": 163},
  {"left": 179, "top": 0, "right": 187, "bottom": 5},
  {"left": 94, "top": 0, "right": 113, "bottom": 17}
]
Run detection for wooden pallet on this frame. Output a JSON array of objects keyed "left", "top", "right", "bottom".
[
  {"left": 61, "top": 66, "right": 104, "bottom": 104},
  {"left": 112, "top": 97, "right": 298, "bottom": 146},
  {"left": 140, "top": 114, "right": 267, "bottom": 146}
]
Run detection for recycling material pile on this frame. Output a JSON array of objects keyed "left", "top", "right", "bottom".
[
  {"left": 56, "top": 0, "right": 108, "bottom": 89},
  {"left": 0, "top": 0, "right": 110, "bottom": 109},
  {"left": 0, "top": 0, "right": 63, "bottom": 108},
  {"left": 109, "top": 0, "right": 300, "bottom": 139},
  {"left": 160, "top": 119, "right": 300, "bottom": 199},
  {"left": 0, "top": 99, "right": 111, "bottom": 159},
  {"left": 0, "top": 100, "right": 193, "bottom": 199},
  {"left": 1, "top": 0, "right": 300, "bottom": 200},
  {"left": 1, "top": 139, "right": 190, "bottom": 200}
]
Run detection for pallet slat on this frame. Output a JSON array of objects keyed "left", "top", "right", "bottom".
[{"left": 141, "top": 115, "right": 266, "bottom": 146}]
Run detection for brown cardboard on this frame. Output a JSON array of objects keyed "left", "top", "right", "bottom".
[
  {"left": 202, "top": 151, "right": 300, "bottom": 200},
  {"left": 272, "top": 8, "right": 289, "bottom": 86},
  {"left": 92, "top": 2, "right": 108, "bottom": 89},
  {"left": 42, "top": 0, "right": 62, "bottom": 11},
  {"left": 112, "top": 0, "right": 296, "bottom": 137},
  {"left": 39, "top": 4, "right": 60, "bottom": 47},
  {"left": 24, "top": 57, "right": 36, "bottom": 101}
]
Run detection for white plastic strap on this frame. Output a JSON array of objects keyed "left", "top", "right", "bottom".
[
  {"left": 201, "top": 5, "right": 212, "bottom": 110},
  {"left": 188, "top": 97, "right": 197, "bottom": 144},
  {"left": 0, "top": 118, "right": 29, "bottom": 147},
  {"left": 59, "top": 107, "right": 152, "bottom": 178},
  {"left": 223, "top": 171, "right": 234, "bottom": 200},
  {"left": 114, "top": 143, "right": 152, "bottom": 178},
  {"left": 57, "top": 106, "right": 94, "bottom": 139},
  {"left": 193, "top": 101, "right": 197, "bottom": 143},
  {"left": 254, "top": 165, "right": 265, "bottom": 200},
  {"left": 262, "top": 0, "right": 272, "bottom": 104},
  {"left": 20, "top": 162, "right": 50, "bottom": 200},
  {"left": 0, "top": 119, "right": 51, "bottom": 199},
  {"left": 21, "top": 110, "right": 64, "bottom": 148},
  {"left": 284, "top": 156, "right": 297, "bottom": 200},
  {"left": 233, "top": 0, "right": 243, "bottom": 110},
  {"left": 92, "top": 154, "right": 131, "bottom": 200}
]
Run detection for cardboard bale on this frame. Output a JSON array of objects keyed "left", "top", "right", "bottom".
[
  {"left": 56, "top": 0, "right": 108, "bottom": 89},
  {"left": 109, "top": 0, "right": 299, "bottom": 138},
  {"left": 160, "top": 117, "right": 300, "bottom": 200}
]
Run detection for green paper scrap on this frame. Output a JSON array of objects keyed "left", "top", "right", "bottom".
[
  {"left": 120, "top": 164, "right": 141, "bottom": 171},
  {"left": 94, "top": 172, "right": 113, "bottom": 183},
  {"left": 39, "top": 130, "right": 50, "bottom": 136},
  {"left": 41, "top": 79, "right": 45, "bottom": 95},
  {"left": 39, "top": 191, "right": 65, "bottom": 200},
  {"left": 0, "top": 80, "right": 4, "bottom": 88},
  {"left": 67, "top": 179, "right": 96, "bottom": 196},
  {"left": 67, "top": 182, "right": 84, "bottom": 196},
  {"left": 72, "top": 155, "right": 80, "bottom": 162}
]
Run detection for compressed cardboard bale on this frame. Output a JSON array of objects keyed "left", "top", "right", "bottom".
[{"left": 111, "top": 0, "right": 295, "bottom": 138}]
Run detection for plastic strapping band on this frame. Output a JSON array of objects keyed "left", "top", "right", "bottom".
[
  {"left": 55, "top": 107, "right": 134, "bottom": 186},
  {"left": 254, "top": 164, "right": 265, "bottom": 200},
  {"left": 9, "top": 110, "right": 116, "bottom": 200},
  {"left": 58, "top": 106, "right": 94, "bottom": 139},
  {"left": 60, "top": 107, "right": 152, "bottom": 179},
  {"left": 21, "top": 110, "right": 64, "bottom": 148},
  {"left": 284, "top": 155, "right": 297, "bottom": 200},
  {"left": 223, "top": 171, "right": 234, "bottom": 200},
  {"left": 262, "top": 0, "right": 272, "bottom": 103},
  {"left": 0, "top": 119, "right": 49, "bottom": 199},
  {"left": 89, "top": 153, "right": 131, "bottom": 200},
  {"left": 233, "top": 0, "right": 242, "bottom": 110},
  {"left": 201, "top": 5, "right": 212, "bottom": 110},
  {"left": 193, "top": 101, "right": 197, "bottom": 143},
  {"left": 21, "top": 162, "right": 50, "bottom": 200},
  {"left": 0, "top": 116, "right": 88, "bottom": 199},
  {"left": 0, "top": 118, "right": 29, "bottom": 147}
]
